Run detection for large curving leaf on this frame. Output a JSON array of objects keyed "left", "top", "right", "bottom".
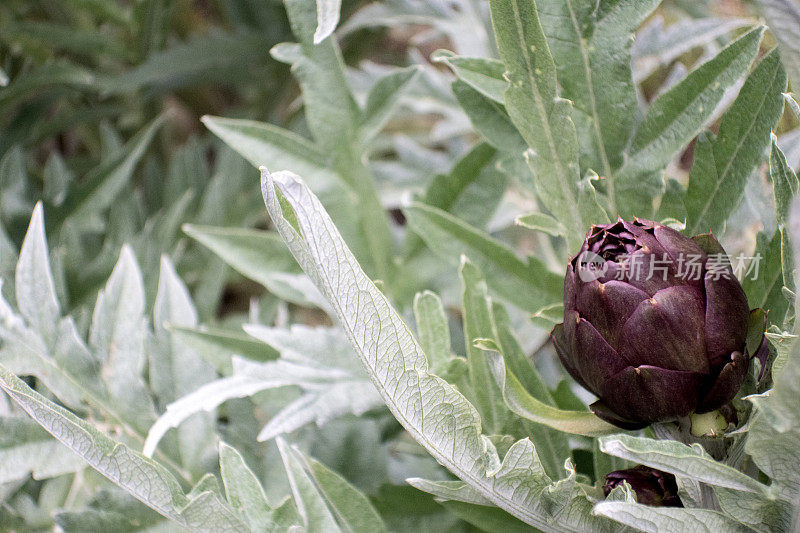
[
  {"left": 0, "top": 365, "right": 249, "bottom": 532},
  {"left": 260, "top": 167, "right": 620, "bottom": 531}
]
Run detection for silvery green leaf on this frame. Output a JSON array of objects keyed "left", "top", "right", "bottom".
[
  {"left": 766, "top": 330, "right": 796, "bottom": 376},
  {"left": 714, "top": 487, "right": 791, "bottom": 533},
  {"left": 515, "top": 211, "right": 566, "bottom": 237},
  {"left": 598, "top": 435, "right": 768, "bottom": 494},
  {"left": 413, "top": 291, "right": 451, "bottom": 371},
  {"left": 15, "top": 203, "right": 60, "bottom": 346},
  {"left": 403, "top": 202, "right": 562, "bottom": 314},
  {"left": 617, "top": 26, "right": 764, "bottom": 216},
  {"left": 0, "top": 365, "right": 248, "bottom": 532},
  {"left": 786, "top": 93, "right": 800, "bottom": 120},
  {"left": 281, "top": 0, "right": 360, "bottom": 154},
  {"left": 43, "top": 152, "right": 71, "bottom": 207},
  {"left": 0, "top": 416, "right": 85, "bottom": 483},
  {"left": 757, "top": 0, "right": 800, "bottom": 93},
  {"left": 405, "top": 479, "right": 492, "bottom": 505},
  {"left": 778, "top": 129, "right": 800, "bottom": 170},
  {"left": 184, "top": 224, "right": 328, "bottom": 309},
  {"left": 432, "top": 50, "right": 507, "bottom": 104},
  {"left": 261, "top": 168, "right": 619, "bottom": 531},
  {"left": 489, "top": 0, "right": 600, "bottom": 247},
  {"left": 1, "top": 208, "right": 100, "bottom": 409},
  {"left": 0, "top": 146, "right": 33, "bottom": 221},
  {"left": 202, "top": 116, "right": 338, "bottom": 193},
  {"left": 451, "top": 80, "right": 527, "bottom": 154},
  {"left": 151, "top": 257, "right": 217, "bottom": 475},
  {"left": 219, "top": 442, "right": 276, "bottom": 531},
  {"left": 313, "top": 0, "right": 342, "bottom": 44},
  {"left": 491, "top": 302, "right": 572, "bottom": 479},
  {"left": 486, "top": 348, "right": 617, "bottom": 438},
  {"left": 771, "top": 136, "right": 800, "bottom": 229},
  {"left": 90, "top": 246, "right": 155, "bottom": 433},
  {"left": 746, "top": 275, "right": 800, "bottom": 522},
  {"left": 421, "top": 143, "right": 506, "bottom": 230},
  {"left": 685, "top": 49, "right": 787, "bottom": 235},
  {"left": 169, "top": 324, "right": 279, "bottom": 373},
  {"left": 460, "top": 258, "right": 506, "bottom": 434},
  {"left": 632, "top": 17, "right": 752, "bottom": 82},
  {"left": 594, "top": 501, "right": 752, "bottom": 532},
  {"left": 538, "top": 0, "right": 659, "bottom": 176},
  {"left": 743, "top": 230, "right": 790, "bottom": 327},
  {"left": 145, "top": 325, "right": 382, "bottom": 453},
  {"left": 359, "top": 66, "right": 421, "bottom": 144},
  {"left": 277, "top": 437, "right": 387, "bottom": 532}
]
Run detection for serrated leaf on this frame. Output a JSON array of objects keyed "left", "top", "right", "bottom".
[
  {"left": 743, "top": 231, "right": 790, "bottom": 326},
  {"left": 144, "top": 326, "right": 382, "bottom": 454},
  {"left": 685, "top": 49, "right": 787, "bottom": 235},
  {"left": 15, "top": 203, "right": 60, "bottom": 346},
  {"left": 771, "top": 136, "right": 800, "bottom": 228},
  {"left": 150, "top": 257, "right": 217, "bottom": 476},
  {"left": 90, "top": 246, "right": 156, "bottom": 433},
  {"left": 538, "top": 0, "right": 659, "bottom": 179},
  {"left": 489, "top": 0, "right": 598, "bottom": 247},
  {"left": 617, "top": 26, "right": 764, "bottom": 216},
  {"left": 0, "top": 365, "right": 249, "bottom": 532},
  {"left": 260, "top": 168, "right": 620, "bottom": 531}
]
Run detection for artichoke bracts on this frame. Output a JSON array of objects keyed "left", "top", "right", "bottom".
[{"left": 552, "top": 219, "right": 767, "bottom": 429}]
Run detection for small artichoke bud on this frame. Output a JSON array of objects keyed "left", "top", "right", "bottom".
[
  {"left": 603, "top": 465, "right": 682, "bottom": 507},
  {"left": 552, "top": 219, "right": 764, "bottom": 429}
]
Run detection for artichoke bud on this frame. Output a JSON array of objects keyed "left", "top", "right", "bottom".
[
  {"left": 603, "top": 465, "right": 682, "bottom": 507},
  {"left": 552, "top": 219, "right": 764, "bottom": 429}
]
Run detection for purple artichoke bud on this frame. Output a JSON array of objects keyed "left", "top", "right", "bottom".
[
  {"left": 552, "top": 219, "right": 763, "bottom": 429},
  {"left": 603, "top": 465, "right": 682, "bottom": 507}
]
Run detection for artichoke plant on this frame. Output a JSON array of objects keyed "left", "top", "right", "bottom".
[
  {"left": 603, "top": 465, "right": 682, "bottom": 507},
  {"left": 552, "top": 219, "right": 767, "bottom": 429}
]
